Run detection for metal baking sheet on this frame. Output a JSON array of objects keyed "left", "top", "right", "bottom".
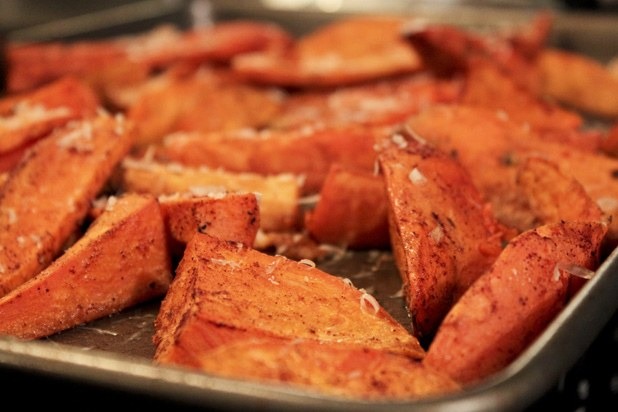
[{"left": 1, "top": 1, "right": 618, "bottom": 410}]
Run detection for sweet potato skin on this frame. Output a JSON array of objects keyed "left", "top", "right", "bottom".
[
  {"left": 0, "top": 193, "right": 172, "bottom": 340},
  {"left": 0, "top": 112, "right": 135, "bottom": 297},
  {"left": 424, "top": 220, "right": 607, "bottom": 385}
]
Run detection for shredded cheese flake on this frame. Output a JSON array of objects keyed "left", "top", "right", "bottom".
[
  {"left": 0, "top": 102, "right": 71, "bottom": 130},
  {"left": 390, "top": 133, "right": 408, "bottom": 148},
  {"left": 429, "top": 224, "right": 443, "bottom": 244},
  {"left": 4, "top": 208, "right": 16, "bottom": 224},
  {"left": 342, "top": 277, "right": 354, "bottom": 287},
  {"left": 554, "top": 262, "right": 595, "bottom": 281},
  {"left": 56, "top": 121, "right": 94, "bottom": 152},
  {"left": 409, "top": 167, "right": 427, "bottom": 185},
  {"left": 105, "top": 196, "right": 118, "bottom": 212},
  {"left": 299, "top": 258, "right": 316, "bottom": 268},
  {"left": 359, "top": 290, "right": 380, "bottom": 315}
]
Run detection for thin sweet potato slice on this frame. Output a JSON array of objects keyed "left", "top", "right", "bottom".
[
  {"left": 378, "top": 135, "right": 504, "bottom": 340},
  {"left": 424, "top": 220, "right": 607, "bottom": 386},
  {"left": 304, "top": 164, "right": 390, "bottom": 249},
  {"left": 231, "top": 15, "right": 423, "bottom": 87},
  {"left": 0, "top": 193, "right": 172, "bottom": 340},
  {"left": 0, "top": 111, "right": 134, "bottom": 297},
  {"left": 153, "top": 232, "right": 425, "bottom": 365},
  {"left": 118, "top": 156, "right": 301, "bottom": 232},
  {"left": 181, "top": 335, "right": 460, "bottom": 400},
  {"left": 156, "top": 125, "right": 381, "bottom": 195},
  {"left": 158, "top": 191, "right": 260, "bottom": 258}
]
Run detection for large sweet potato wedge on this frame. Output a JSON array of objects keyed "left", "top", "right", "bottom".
[
  {"left": 0, "top": 193, "right": 172, "bottom": 340},
  {"left": 118, "top": 156, "right": 301, "bottom": 232},
  {"left": 424, "top": 220, "right": 607, "bottom": 385},
  {"left": 153, "top": 232, "right": 425, "bottom": 366},
  {"left": 182, "top": 335, "right": 460, "bottom": 400},
  {"left": 378, "top": 134, "right": 504, "bottom": 340},
  {"left": 0, "top": 111, "right": 135, "bottom": 297}
]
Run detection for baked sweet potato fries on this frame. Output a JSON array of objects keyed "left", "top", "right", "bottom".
[{"left": 0, "top": 9, "right": 616, "bottom": 401}]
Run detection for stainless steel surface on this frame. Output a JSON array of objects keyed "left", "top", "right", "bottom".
[{"left": 1, "top": 1, "right": 618, "bottom": 410}]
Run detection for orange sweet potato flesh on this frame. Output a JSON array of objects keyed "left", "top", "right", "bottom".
[
  {"left": 536, "top": 48, "right": 618, "bottom": 119},
  {"left": 118, "top": 157, "right": 301, "bottom": 232},
  {"left": 0, "top": 76, "right": 100, "bottom": 156},
  {"left": 184, "top": 335, "right": 460, "bottom": 400},
  {"left": 156, "top": 125, "right": 381, "bottom": 195},
  {"left": 0, "top": 193, "right": 172, "bottom": 340},
  {"left": 0, "top": 111, "right": 135, "bottom": 297},
  {"left": 304, "top": 164, "right": 390, "bottom": 249},
  {"left": 153, "top": 232, "right": 425, "bottom": 366},
  {"left": 158, "top": 191, "right": 260, "bottom": 258},
  {"left": 378, "top": 135, "right": 504, "bottom": 340},
  {"left": 424, "top": 220, "right": 607, "bottom": 386}
]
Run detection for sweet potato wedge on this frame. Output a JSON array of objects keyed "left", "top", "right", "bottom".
[
  {"left": 156, "top": 125, "right": 381, "bottom": 195},
  {"left": 405, "top": 104, "right": 618, "bottom": 242},
  {"left": 0, "top": 76, "right": 100, "bottom": 156},
  {"left": 153, "top": 232, "right": 425, "bottom": 366},
  {"left": 268, "top": 73, "right": 462, "bottom": 130},
  {"left": 304, "top": 164, "right": 390, "bottom": 249},
  {"left": 0, "top": 193, "right": 172, "bottom": 340},
  {"left": 7, "top": 21, "right": 293, "bottom": 93},
  {"left": 424, "top": 220, "right": 608, "bottom": 385},
  {"left": 158, "top": 191, "right": 260, "bottom": 258},
  {"left": 231, "top": 15, "right": 423, "bottom": 87},
  {"left": 180, "top": 335, "right": 460, "bottom": 400},
  {"left": 536, "top": 47, "right": 618, "bottom": 119},
  {"left": 0, "top": 111, "right": 135, "bottom": 297},
  {"left": 378, "top": 134, "right": 504, "bottom": 340},
  {"left": 118, "top": 156, "right": 301, "bottom": 232},
  {"left": 127, "top": 67, "right": 284, "bottom": 147}
]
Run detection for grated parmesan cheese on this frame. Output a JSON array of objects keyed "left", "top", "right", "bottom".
[
  {"left": 408, "top": 167, "right": 427, "bottom": 185},
  {"left": 359, "top": 290, "right": 380, "bottom": 315},
  {"left": 56, "top": 121, "right": 94, "bottom": 153},
  {"left": 429, "top": 224, "right": 443, "bottom": 244},
  {"left": 0, "top": 102, "right": 71, "bottom": 130},
  {"left": 299, "top": 258, "right": 316, "bottom": 268},
  {"left": 390, "top": 133, "right": 408, "bottom": 148}
]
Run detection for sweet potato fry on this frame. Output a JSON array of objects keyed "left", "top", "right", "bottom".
[
  {"left": 153, "top": 232, "right": 425, "bottom": 366},
  {"left": 378, "top": 134, "right": 504, "bottom": 340},
  {"left": 0, "top": 76, "right": 100, "bottom": 156},
  {"left": 304, "top": 164, "right": 390, "bottom": 249},
  {"left": 424, "top": 220, "right": 607, "bottom": 385},
  {"left": 231, "top": 15, "right": 423, "bottom": 87},
  {"left": 158, "top": 191, "right": 260, "bottom": 258},
  {"left": 117, "top": 156, "right": 301, "bottom": 232},
  {"left": 0, "top": 193, "right": 172, "bottom": 340},
  {"left": 536, "top": 47, "right": 618, "bottom": 119},
  {"left": 180, "top": 336, "right": 460, "bottom": 400},
  {"left": 155, "top": 125, "right": 381, "bottom": 195},
  {"left": 0, "top": 111, "right": 135, "bottom": 297}
]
